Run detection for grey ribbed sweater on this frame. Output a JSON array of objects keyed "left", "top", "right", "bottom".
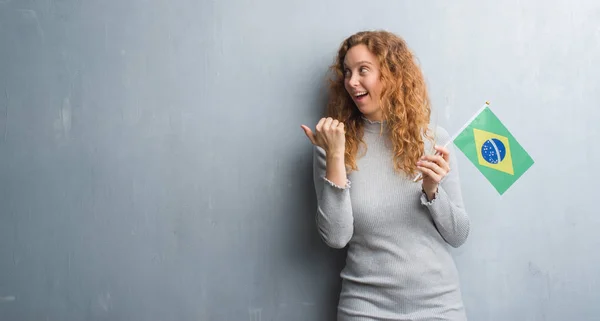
[{"left": 313, "top": 118, "right": 470, "bottom": 321}]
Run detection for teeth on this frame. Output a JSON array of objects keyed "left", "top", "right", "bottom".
[{"left": 355, "top": 91, "right": 367, "bottom": 97}]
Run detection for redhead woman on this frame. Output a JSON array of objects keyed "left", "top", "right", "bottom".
[{"left": 301, "top": 30, "right": 470, "bottom": 321}]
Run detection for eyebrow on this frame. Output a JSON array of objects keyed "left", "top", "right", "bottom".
[{"left": 343, "top": 60, "right": 373, "bottom": 68}]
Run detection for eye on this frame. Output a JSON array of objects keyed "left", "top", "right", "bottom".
[
  {"left": 359, "top": 66, "right": 369, "bottom": 73},
  {"left": 343, "top": 69, "right": 351, "bottom": 78}
]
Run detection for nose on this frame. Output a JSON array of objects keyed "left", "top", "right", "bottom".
[{"left": 348, "top": 73, "right": 360, "bottom": 88}]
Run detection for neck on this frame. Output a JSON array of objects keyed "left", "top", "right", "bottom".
[{"left": 360, "top": 108, "right": 384, "bottom": 122}]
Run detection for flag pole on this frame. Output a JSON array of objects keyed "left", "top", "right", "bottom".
[{"left": 413, "top": 101, "right": 491, "bottom": 182}]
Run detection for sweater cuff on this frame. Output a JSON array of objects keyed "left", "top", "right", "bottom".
[
  {"left": 420, "top": 187, "right": 440, "bottom": 205},
  {"left": 322, "top": 176, "right": 351, "bottom": 190}
]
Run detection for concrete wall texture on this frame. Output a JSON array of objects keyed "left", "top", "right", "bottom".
[{"left": 1, "top": 0, "right": 599, "bottom": 320}]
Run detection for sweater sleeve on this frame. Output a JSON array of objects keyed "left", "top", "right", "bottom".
[
  {"left": 312, "top": 146, "right": 354, "bottom": 249},
  {"left": 420, "top": 128, "right": 471, "bottom": 248}
]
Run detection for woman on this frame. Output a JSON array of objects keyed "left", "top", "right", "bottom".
[{"left": 301, "top": 30, "right": 470, "bottom": 321}]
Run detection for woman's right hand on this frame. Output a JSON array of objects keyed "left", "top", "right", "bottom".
[{"left": 301, "top": 117, "right": 346, "bottom": 155}]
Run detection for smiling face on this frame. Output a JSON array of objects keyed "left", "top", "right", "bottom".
[{"left": 343, "top": 44, "right": 384, "bottom": 121}]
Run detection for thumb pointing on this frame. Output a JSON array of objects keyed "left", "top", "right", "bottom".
[{"left": 300, "top": 125, "right": 316, "bottom": 145}]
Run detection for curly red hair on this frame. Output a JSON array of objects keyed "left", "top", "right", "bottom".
[{"left": 325, "top": 30, "right": 433, "bottom": 177}]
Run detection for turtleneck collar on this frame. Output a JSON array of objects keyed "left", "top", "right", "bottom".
[{"left": 362, "top": 116, "right": 388, "bottom": 134}]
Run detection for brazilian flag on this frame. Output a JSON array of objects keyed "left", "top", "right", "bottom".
[{"left": 453, "top": 104, "right": 534, "bottom": 195}]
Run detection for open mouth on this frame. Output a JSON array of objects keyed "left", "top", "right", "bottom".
[{"left": 354, "top": 91, "right": 368, "bottom": 100}]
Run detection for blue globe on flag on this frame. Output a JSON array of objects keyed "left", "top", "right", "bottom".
[{"left": 481, "top": 138, "right": 506, "bottom": 164}]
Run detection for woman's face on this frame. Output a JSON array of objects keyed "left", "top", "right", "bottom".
[{"left": 343, "top": 44, "right": 384, "bottom": 121}]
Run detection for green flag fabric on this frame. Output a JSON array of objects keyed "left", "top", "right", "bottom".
[{"left": 453, "top": 103, "right": 534, "bottom": 195}]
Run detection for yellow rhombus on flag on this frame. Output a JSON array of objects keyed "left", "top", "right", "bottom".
[{"left": 473, "top": 128, "right": 514, "bottom": 175}]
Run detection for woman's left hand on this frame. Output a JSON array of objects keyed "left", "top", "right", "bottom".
[{"left": 417, "top": 145, "right": 451, "bottom": 200}]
